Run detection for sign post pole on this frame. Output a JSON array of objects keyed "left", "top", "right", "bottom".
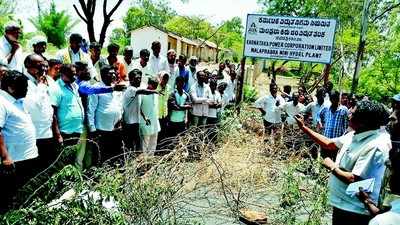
[{"left": 236, "top": 56, "right": 246, "bottom": 115}]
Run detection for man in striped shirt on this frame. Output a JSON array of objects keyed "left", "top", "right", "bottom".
[{"left": 318, "top": 90, "right": 349, "bottom": 139}]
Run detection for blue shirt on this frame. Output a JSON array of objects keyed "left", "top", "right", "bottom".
[
  {"left": 177, "top": 67, "right": 189, "bottom": 92},
  {"left": 54, "top": 79, "right": 85, "bottom": 134},
  {"left": 318, "top": 105, "right": 349, "bottom": 138},
  {"left": 75, "top": 78, "right": 113, "bottom": 96}
]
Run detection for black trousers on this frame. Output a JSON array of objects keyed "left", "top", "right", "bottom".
[
  {"left": 263, "top": 120, "right": 280, "bottom": 135},
  {"left": 122, "top": 123, "right": 140, "bottom": 152},
  {"left": 168, "top": 121, "right": 186, "bottom": 149},
  {"left": 332, "top": 207, "right": 372, "bottom": 225},
  {"left": 36, "top": 138, "right": 57, "bottom": 172},
  {"left": 207, "top": 117, "right": 219, "bottom": 143},
  {"left": 97, "top": 130, "right": 123, "bottom": 164},
  {"left": 169, "top": 121, "right": 186, "bottom": 137},
  {"left": 157, "top": 117, "right": 169, "bottom": 150},
  {"left": 61, "top": 132, "right": 81, "bottom": 146},
  {"left": 0, "top": 157, "right": 39, "bottom": 213}
]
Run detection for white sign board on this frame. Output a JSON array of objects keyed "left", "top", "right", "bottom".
[{"left": 244, "top": 14, "right": 337, "bottom": 64}]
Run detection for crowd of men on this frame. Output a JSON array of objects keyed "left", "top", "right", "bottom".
[
  {"left": 255, "top": 80, "right": 400, "bottom": 224},
  {"left": 1, "top": 21, "right": 400, "bottom": 225},
  {"left": 0, "top": 22, "right": 239, "bottom": 212}
]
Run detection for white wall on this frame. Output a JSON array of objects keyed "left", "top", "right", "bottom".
[{"left": 130, "top": 27, "right": 169, "bottom": 58}]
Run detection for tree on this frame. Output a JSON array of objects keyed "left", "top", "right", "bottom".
[
  {"left": 124, "top": 0, "right": 176, "bottom": 32},
  {"left": 109, "top": 28, "right": 129, "bottom": 49},
  {"left": 0, "top": 0, "right": 15, "bottom": 36},
  {"left": 73, "top": 0, "right": 124, "bottom": 46},
  {"left": 29, "top": 1, "right": 78, "bottom": 48},
  {"left": 164, "top": 15, "right": 212, "bottom": 39},
  {"left": 164, "top": 15, "right": 244, "bottom": 63}
]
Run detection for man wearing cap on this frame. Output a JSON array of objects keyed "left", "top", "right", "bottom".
[
  {"left": 0, "top": 22, "right": 24, "bottom": 72},
  {"left": 392, "top": 93, "right": 400, "bottom": 112},
  {"left": 31, "top": 35, "right": 48, "bottom": 60},
  {"left": 166, "top": 49, "right": 178, "bottom": 88}
]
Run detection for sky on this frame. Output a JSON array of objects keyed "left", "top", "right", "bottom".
[{"left": 14, "top": 0, "right": 261, "bottom": 41}]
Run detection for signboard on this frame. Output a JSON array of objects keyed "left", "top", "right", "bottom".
[{"left": 244, "top": 14, "right": 337, "bottom": 64}]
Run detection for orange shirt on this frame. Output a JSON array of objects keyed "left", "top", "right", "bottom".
[{"left": 114, "top": 61, "right": 127, "bottom": 81}]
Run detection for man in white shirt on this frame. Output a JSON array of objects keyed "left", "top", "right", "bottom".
[
  {"left": 56, "top": 33, "right": 97, "bottom": 80},
  {"left": 133, "top": 49, "right": 153, "bottom": 88},
  {"left": 23, "top": 54, "right": 61, "bottom": 170},
  {"left": 207, "top": 79, "right": 222, "bottom": 142},
  {"left": 216, "top": 62, "right": 229, "bottom": 85},
  {"left": 296, "top": 100, "right": 391, "bottom": 225},
  {"left": 190, "top": 70, "right": 212, "bottom": 127},
  {"left": 140, "top": 78, "right": 160, "bottom": 155},
  {"left": 0, "top": 71, "right": 38, "bottom": 212},
  {"left": 303, "top": 88, "right": 325, "bottom": 128},
  {"left": 122, "top": 69, "right": 158, "bottom": 151},
  {"left": 187, "top": 56, "right": 198, "bottom": 91},
  {"left": 0, "top": 22, "right": 24, "bottom": 72},
  {"left": 89, "top": 42, "right": 102, "bottom": 82},
  {"left": 355, "top": 103, "right": 400, "bottom": 224},
  {"left": 166, "top": 49, "right": 178, "bottom": 88},
  {"left": 207, "top": 79, "right": 222, "bottom": 125},
  {"left": 255, "top": 82, "right": 285, "bottom": 135},
  {"left": 88, "top": 66, "right": 123, "bottom": 163},
  {"left": 280, "top": 92, "right": 305, "bottom": 126},
  {"left": 0, "top": 63, "right": 9, "bottom": 86},
  {"left": 149, "top": 41, "right": 168, "bottom": 76},
  {"left": 46, "top": 59, "right": 62, "bottom": 95},
  {"left": 224, "top": 69, "right": 238, "bottom": 106}
]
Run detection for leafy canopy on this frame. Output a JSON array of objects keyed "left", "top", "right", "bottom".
[{"left": 29, "top": 1, "right": 79, "bottom": 48}]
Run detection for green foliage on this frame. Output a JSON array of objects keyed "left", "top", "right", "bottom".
[
  {"left": 29, "top": 1, "right": 79, "bottom": 48},
  {"left": 109, "top": 28, "right": 130, "bottom": 50},
  {"left": 271, "top": 158, "right": 329, "bottom": 225},
  {"left": 357, "top": 7, "right": 400, "bottom": 101},
  {"left": 164, "top": 15, "right": 213, "bottom": 39},
  {"left": 124, "top": 0, "right": 176, "bottom": 32},
  {"left": 258, "top": 0, "right": 400, "bottom": 99},
  {"left": 243, "top": 84, "right": 258, "bottom": 103},
  {"left": 0, "top": 0, "right": 15, "bottom": 36},
  {"left": 123, "top": 1, "right": 244, "bottom": 62}
]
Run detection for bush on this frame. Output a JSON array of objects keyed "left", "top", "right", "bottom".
[{"left": 243, "top": 84, "right": 258, "bottom": 103}]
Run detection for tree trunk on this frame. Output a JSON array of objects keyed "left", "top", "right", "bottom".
[
  {"left": 322, "top": 63, "right": 332, "bottom": 85},
  {"left": 99, "top": 20, "right": 111, "bottom": 47},
  {"left": 215, "top": 43, "right": 220, "bottom": 63},
  {"left": 236, "top": 57, "right": 246, "bottom": 114},
  {"left": 87, "top": 18, "right": 96, "bottom": 43},
  {"left": 271, "top": 61, "right": 277, "bottom": 82},
  {"left": 351, "top": 0, "right": 371, "bottom": 94}
]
